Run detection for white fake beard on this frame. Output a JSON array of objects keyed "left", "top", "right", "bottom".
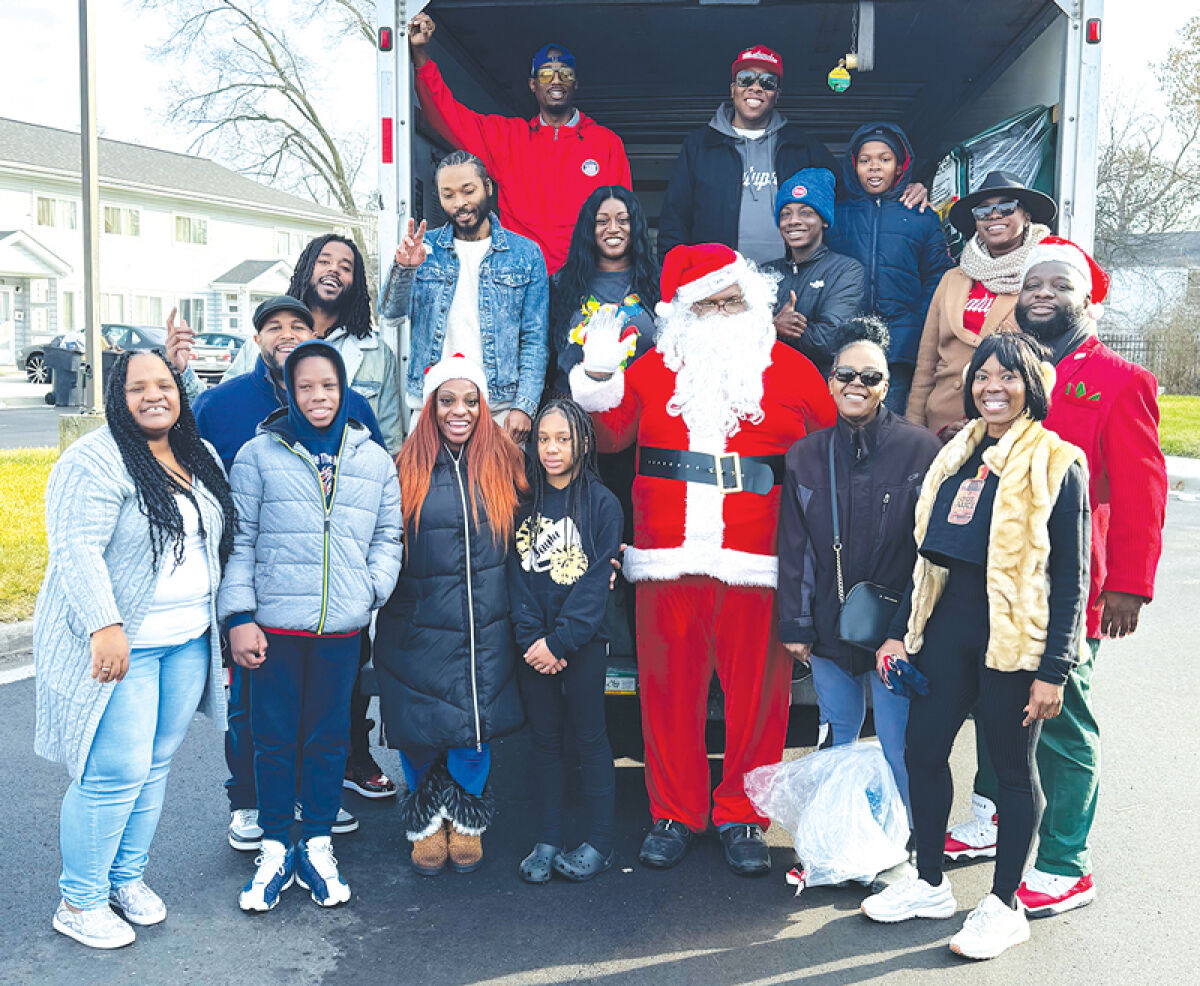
[{"left": 656, "top": 285, "right": 776, "bottom": 442}]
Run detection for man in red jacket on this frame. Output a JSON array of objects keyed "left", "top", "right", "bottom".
[
  {"left": 407, "top": 13, "right": 632, "bottom": 274},
  {"left": 943, "top": 236, "right": 1168, "bottom": 917},
  {"left": 570, "top": 243, "right": 835, "bottom": 876}
]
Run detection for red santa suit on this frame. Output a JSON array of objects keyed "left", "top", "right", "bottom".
[{"left": 571, "top": 244, "right": 835, "bottom": 830}]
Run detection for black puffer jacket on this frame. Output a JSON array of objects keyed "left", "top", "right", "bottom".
[
  {"left": 777, "top": 408, "right": 941, "bottom": 676},
  {"left": 375, "top": 445, "right": 524, "bottom": 754}
]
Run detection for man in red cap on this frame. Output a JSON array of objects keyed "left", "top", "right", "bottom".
[
  {"left": 943, "top": 236, "right": 1168, "bottom": 917},
  {"left": 570, "top": 243, "right": 835, "bottom": 875}
]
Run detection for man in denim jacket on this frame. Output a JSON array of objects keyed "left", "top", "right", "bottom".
[{"left": 379, "top": 151, "right": 549, "bottom": 443}]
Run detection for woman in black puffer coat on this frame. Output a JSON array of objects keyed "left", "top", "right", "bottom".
[{"left": 375, "top": 356, "right": 527, "bottom": 876}]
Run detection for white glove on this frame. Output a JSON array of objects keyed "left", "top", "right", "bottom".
[{"left": 579, "top": 304, "right": 629, "bottom": 376}]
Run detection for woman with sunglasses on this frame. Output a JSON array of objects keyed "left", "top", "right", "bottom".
[
  {"left": 778, "top": 316, "right": 941, "bottom": 818},
  {"left": 906, "top": 172, "right": 1055, "bottom": 441}
]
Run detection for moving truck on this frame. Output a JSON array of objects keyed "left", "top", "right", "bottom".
[{"left": 373, "top": 0, "right": 1105, "bottom": 752}]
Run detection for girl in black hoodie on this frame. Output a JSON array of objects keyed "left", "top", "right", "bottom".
[{"left": 507, "top": 399, "right": 623, "bottom": 884}]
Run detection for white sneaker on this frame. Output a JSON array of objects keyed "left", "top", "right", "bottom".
[
  {"left": 109, "top": 879, "right": 166, "bottom": 926},
  {"left": 229, "top": 808, "right": 263, "bottom": 851},
  {"left": 950, "top": 894, "right": 1031, "bottom": 960},
  {"left": 944, "top": 793, "right": 998, "bottom": 860},
  {"left": 53, "top": 899, "right": 136, "bottom": 949},
  {"left": 296, "top": 836, "right": 351, "bottom": 907},
  {"left": 239, "top": 840, "right": 295, "bottom": 913},
  {"left": 861, "top": 873, "right": 957, "bottom": 923},
  {"left": 1017, "top": 868, "right": 1096, "bottom": 916}
]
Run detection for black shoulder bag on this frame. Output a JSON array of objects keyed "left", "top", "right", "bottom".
[{"left": 829, "top": 436, "right": 902, "bottom": 652}]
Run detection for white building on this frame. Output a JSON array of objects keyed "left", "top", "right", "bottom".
[{"left": 0, "top": 117, "right": 354, "bottom": 363}]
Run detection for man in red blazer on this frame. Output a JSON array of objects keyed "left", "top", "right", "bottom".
[
  {"left": 570, "top": 243, "right": 835, "bottom": 876},
  {"left": 943, "top": 236, "right": 1168, "bottom": 917}
]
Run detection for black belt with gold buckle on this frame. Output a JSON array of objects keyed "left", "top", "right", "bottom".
[{"left": 637, "top": 447, "right": 784, "bottom": 495}]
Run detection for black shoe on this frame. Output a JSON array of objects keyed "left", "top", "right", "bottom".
[
  {"left": 720, "top": 824, "right": 771, "bottom": 877},
  {"left": 638, "top": 819, "right": 694, "bottom": 869}
]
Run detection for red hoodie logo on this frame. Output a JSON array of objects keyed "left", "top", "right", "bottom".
[{"left": 581, "top": 158, "right": 599, "bottom": 177}]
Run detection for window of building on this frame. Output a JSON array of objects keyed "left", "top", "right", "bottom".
[
  {"left": 30, "top": 280, "right": 48, "bottom": 303},
  {"left": 36, "top": 196, "right": 78, "bottom": 229},
  {"left": 103, "top": 206, "right": 140, "bottom": 236},
  {"left": 61, "top": 290, "right": 78, "bottom": 331},
  {"left": 133, "top": 295, "right": 163, "bottom": 325},
  {"left": 101, "top": 293, "right": 126, "bottom": 322},
  {"left": 174, "top": 215, "right": 208, "bottom": 245},
  {"left": 179, "top": 297, "right": 206, "bottom": 330},
  {"left": 224, "top": 292, "right": 239, "bottom": 313}
]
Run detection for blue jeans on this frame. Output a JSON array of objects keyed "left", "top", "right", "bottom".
[
  {"left": 59, "top": 632, "right": 209, "bottom": 909},
  {"left": 809, "top": 654, "right": 911, "bottom": 817},
  {"left": 399, "top": 745, "right": 491, "bottom": 797}
]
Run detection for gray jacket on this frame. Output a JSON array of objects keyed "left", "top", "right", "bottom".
[
  {"left": 33, "top": 428, "right": 228, "bottom": 777},
  {"left": 219, "top": 416, "right": 403, "bottom": 634}
]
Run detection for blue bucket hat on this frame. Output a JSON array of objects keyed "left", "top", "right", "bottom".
[{"left": 775, "top": 168, "right": 836, "bottom": 228}]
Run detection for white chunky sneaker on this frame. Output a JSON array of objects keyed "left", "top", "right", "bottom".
[
  {"left": 1017, "top": 868, "right": 1096, "bottom": 916},
  {"left": 109, "top": 879, "right": 167, "bottom": 926},
  {"left": 944, "top": 794, "right": 998, "bottom": 860},
  {"left": 860, "top": 873, "right": 957, "bottom": 923},
  {"left": 296, "top": 836, "right": 351, "bottom": 907},
  {"left": 239, "top": 840, "right": 295, "bottom": 913},
  {"left": 53, "top": 900, "right": 135, "bottom": 949},
  {"left": 950, "top": 894, "right": 1031, "bottom": 959},
  {"left": 229, "top": 808, "right": 263, "bottom": 851}
]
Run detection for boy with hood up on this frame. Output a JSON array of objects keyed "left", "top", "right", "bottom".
[{"left": 827, "top": 123, "right": 954, "bottom": 412}]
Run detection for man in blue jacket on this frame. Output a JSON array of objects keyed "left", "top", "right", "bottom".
[
  {"left": 187, "top": 296, "right": 386, "bottom": 853},
  {"left": 827, "top": 123, "right": 953, "bottom": 412}
]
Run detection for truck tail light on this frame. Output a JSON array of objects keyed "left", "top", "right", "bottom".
[
  {"left": 381, "top": 118, "right": 394, "bottom": 164},
  {"left": 379, "top": 27, "right": 393, "bottom": 51},
  {"left": 1086, "top": 19, "right": 1101, "bottom": 44}
]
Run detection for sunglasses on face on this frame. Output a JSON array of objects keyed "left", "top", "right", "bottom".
[
  {"left": 832, "top": 366, "right": 886, "bottom": 387},
  {"left": 534, "top": 66, "right": 576, "bottom": 85},
  {"left": 734, "top": 71, "right": 780, "bottom": 92},
  {"left": 971, "top": 199, "right": 1021, "bottom": 221}
]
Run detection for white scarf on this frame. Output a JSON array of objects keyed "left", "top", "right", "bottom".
[{"left": 959, "top": 223, "right": 1051, "bottom": 295}]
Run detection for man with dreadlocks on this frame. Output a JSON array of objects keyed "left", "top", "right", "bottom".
[{"left": 570, "top": 243, "right": 836, "bottom": 877}]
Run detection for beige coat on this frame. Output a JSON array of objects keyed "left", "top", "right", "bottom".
[{"left": 905, "top": 268, "right": 1019, "bottom": 436}]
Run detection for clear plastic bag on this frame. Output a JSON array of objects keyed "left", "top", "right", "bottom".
[{"left": 745, "top": 743, "right": 910, "bottom": 887}]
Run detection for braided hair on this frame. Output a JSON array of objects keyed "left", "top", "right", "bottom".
[
  {"left": 104, "top": 350, "right": 237, "bottom": 572},
  {"left": 289, "top": 234, "right": 373, "bottom": 340},
  {"left": 525, "top": 398, "right": 602, "bottom": 559}
]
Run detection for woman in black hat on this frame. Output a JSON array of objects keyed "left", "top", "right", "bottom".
[{"left": 906, "top": 171, "right": 1055, "bottom": 440}]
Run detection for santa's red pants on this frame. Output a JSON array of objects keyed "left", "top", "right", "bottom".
[{"left": 636, "top": 575, "right": 792, "bottom": 831}]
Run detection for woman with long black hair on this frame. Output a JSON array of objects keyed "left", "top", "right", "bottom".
[{"left": 35, "top": 350, "right": 236, "bottom": 949}]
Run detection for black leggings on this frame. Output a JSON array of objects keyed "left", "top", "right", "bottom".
[
  {"left": 518, "top": 640, "right": 615, "bottom": 855},
  {"left": 906, "top": 566, "right": 1043, "bottom": 906}
]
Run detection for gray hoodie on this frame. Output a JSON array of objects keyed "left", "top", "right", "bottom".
[{"left": 710, "top": 103, "right": 787, "bottom": 265}]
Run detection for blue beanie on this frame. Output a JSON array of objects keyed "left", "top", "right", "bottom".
[{"left": 775, "top": 168, "right": 836, "bottom": 228}]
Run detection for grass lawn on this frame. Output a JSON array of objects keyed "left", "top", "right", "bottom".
[
  {"left": 1159, "top": 395, "right": 1200, "bottom": 459},
  {"left": 0, "top": 448, "right": 56, "bottom": 623}
]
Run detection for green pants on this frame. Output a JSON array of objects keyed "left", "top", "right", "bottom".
[{"left": 973, "top": 638, "right": 1100, "bottom": 878}]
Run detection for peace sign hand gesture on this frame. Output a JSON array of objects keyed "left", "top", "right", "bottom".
[{"left": 394, "top": 219, "right": 428, "bottom": 269}]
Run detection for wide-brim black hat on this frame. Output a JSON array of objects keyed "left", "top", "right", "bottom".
[{"left": 947, "top": 170, "right": 1057, "bottom": 237}]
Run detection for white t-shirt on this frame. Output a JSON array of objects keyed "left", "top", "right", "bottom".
[
  {"left": 133, "top": 493, "right": 212, "bottom": 649},
  {"left": 442, "top": 236, "right": 492, "bottom": 369},
  {"left": 732, "top": 126, "right": 767, "bottom": 140}
]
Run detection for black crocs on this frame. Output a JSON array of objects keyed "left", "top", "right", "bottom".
[
  {"left": 519, "top": 843, "right": 560, "bottom": 884},
  {"left": 552, "top": 843, "right": 615, "bottom": 882}
]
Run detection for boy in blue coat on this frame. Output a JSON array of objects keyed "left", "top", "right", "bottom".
[{"left": 827, "top": 123, "right": 953, "bottom": 412}]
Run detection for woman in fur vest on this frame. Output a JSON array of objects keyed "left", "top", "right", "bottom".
[{"left": 861, "top": 332, "right": 1090, "bottom": 962}]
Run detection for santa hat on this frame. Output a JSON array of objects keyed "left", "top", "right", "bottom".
[
  {"left": 1021, "top": 235, "right": 1110, "bottom": 319},
  {"left": 655, "top": 243, "right": 751, "bottom": 319},
  {"left": 422, "top": 353, "right": 490, "bottom": 404}
]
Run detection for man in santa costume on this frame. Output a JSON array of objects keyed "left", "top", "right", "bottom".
[
  {"left": 943, "top": 236, "right": 1167, "bottom": 916},
  {"left": 570, "top": 242, "right": 835, "bottom": 875}
]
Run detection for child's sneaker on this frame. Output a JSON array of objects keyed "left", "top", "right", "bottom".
[
  {"left": 860, "top": 873, "right": 957, "bottom": 923},
  {"left": 53, "top": 899, "right": 135, "bottom": 949},
  {"left": 1017, "top": 869, "right": 1096, "bottom": 916},
  {"left": 294, "top": 803, "right": 360, "bottom": 834},
  {"left": 109, "top": 879, "right": 167, "bottom": 926},
  {"left": 296, "top": 837, "right": 351, "bottom": 907},
  {"left": 944, "top": 794, "right": 998, "bottom": 860},
  {"left": 949, "top": 894, "right": 1030, "bottom": 959},
  {"left": 239, "top": 840, "right": 295, "bottom": 913},
  {"left": 228, "top": 808, "right": 262, "bottom": 851}
]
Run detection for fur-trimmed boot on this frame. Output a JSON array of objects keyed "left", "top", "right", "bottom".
[
  {"left": 396, "top": 759, "right": 452, "bottom": 876},
  {"left": 445, "top": 781, "right": 495, "bottom": 873}
]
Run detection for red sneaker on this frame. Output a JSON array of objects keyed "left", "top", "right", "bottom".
[
  {"left": 1017, "top": 870, "right": 1096, "bottom": 917},
  {"left": 343, "top": 756, "right": 397, "bottom": 799},
  {"left": 944, "top": 794, "right": 997, "bottom": 861}
]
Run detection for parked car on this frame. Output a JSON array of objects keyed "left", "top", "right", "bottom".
[
  {"left": 17, "top": 323, "right": 166, "bottom": 383},
  {"left": 188, "top": 331, "right": 247, "bottom": 383}
]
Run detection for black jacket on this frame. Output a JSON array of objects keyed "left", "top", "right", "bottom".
[
  {"left": 657, "top": 114, "right": 838, "bottom": 261},
  {"left": 763, "top": 245, "right": 866, "bottom": 378},
  {"left": 375, "top": 445, "right": 524, "bottom": 754},
  {"left": 777, "top": 408, "right": 942, "bottom": 676}
]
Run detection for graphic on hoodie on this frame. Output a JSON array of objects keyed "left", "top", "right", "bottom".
[{"left": 516, "top": 514, "right": 589, "bottom": 586}]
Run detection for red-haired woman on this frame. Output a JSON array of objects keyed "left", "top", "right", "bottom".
[{"left": 375, "top": 354, "right": 528, "bottom": 876}]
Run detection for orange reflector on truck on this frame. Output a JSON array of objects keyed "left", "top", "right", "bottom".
[{"left": 382, "top": 118, "right": 393, "bottom": 163}]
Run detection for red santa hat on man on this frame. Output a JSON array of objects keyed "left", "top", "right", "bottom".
[
  {"left": 1020, "top": 235, "right": 1110, "bottom": 320},
  {"left": 423, "top": 352, "right": 490, "bottom": 404},
  {"left": 655, "top": 243, "right": 753, "bottom": 320}
]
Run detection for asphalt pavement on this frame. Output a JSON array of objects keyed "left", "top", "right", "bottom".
[{"left": 2, "top": 500, "right": 1197, "bottom": 985}]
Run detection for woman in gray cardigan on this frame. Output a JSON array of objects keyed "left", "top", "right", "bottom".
[{"left": 35, "top": 351, "right": 236, "bottom": 950}]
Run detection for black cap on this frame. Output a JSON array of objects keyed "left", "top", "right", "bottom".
[
  {"left": 851, "top": 125, "right": 905, "bottom": 161},
  {"left": 947, "top": 170, "right": 1057, "bottom": 237},
  {"left": 252, "top": 295, "right": 313, "bottom": 332}
]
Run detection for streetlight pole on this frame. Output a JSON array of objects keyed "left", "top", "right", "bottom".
[{"left": 79, "top": 0, "right": 103, "bottom": 414}]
